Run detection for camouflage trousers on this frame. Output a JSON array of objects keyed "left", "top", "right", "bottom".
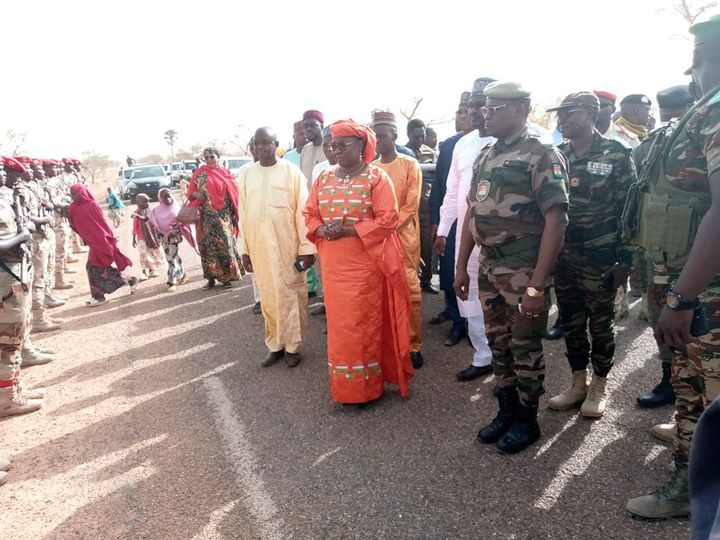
[
  {"left": 45, "top": 226, "right": 56, "bottom": 289},
  {"left": 0, "top": 264, "right": 30, "bottom": 395},
  {"left": 53, "top": 219, "right": 69, "bottom": 276},
  {"left": 555, "top": 249, "right": 616, "bottom": 377},
  {"left": 648, "top": 281, "right": 674, "bottom": 365},
  {"left": 30, "top": 234, "right": 52, "bottom": 306},
  {"left": 478, "top": 269, "right": 549, "bottom": 406},
  {"left": 672, "top": 281, "right": 720, "bottom": 462}
]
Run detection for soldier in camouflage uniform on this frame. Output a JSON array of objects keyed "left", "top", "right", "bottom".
[
  {"left": 454, "top": 81, "right": 569, "bottom": 454},
  {"left": 0, "top": 157, "right": 43, "bottom": 417},
  {"left": 544, "top": 93, "right": 636, "bottom": 418},
  {"left": 632, "top": 86, "right": 695, "bottom": 414},
  {"left": 625, "top": 13, "right": 720, "bottom": 520},
  {"left": 43, "top": 159, "right": 74, "bottom": 290}
]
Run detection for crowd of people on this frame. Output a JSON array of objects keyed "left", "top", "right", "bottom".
[{"left": 2, "top": 12, "right": 720, "bottom": 536}]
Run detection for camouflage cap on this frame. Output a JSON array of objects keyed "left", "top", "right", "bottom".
[
  {"left": 689, "top": 13, "right": 720, "bottom": 45},
  {"left": 656, "top": 85, "right": 694, "bottom": 110},
  {"left": 459, "top": 91, "right": 471, "bottom": 106},
  {"left": 483, "top": 81, "right": 530, "bottom": 100},
  {"left": 470, "top": 77, "right": 498, "bottom": 97},
  {"left": 547, "top": 92, "right": 600, "bottom": 114}
]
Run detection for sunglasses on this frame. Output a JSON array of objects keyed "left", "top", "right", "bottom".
[
  {"left": 480, "top": 104, "right": 510, "bottom": 116},
  {"left": 330, "top": 140, "right": 358, "bottom": 152},
  {"left": 203, "top": 155, "right": 217, "bottom": 161}
]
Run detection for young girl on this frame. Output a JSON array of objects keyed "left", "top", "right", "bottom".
[
  {"left": 131, "top": 194, "right": 164, "bottom": 281},
  {"left": 149, "top": 188, "right": 196, "bottom": 291}
]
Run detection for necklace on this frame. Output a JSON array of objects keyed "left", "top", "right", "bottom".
[{"left": 340, "top": 163, "right": 366, "bottom": 184}]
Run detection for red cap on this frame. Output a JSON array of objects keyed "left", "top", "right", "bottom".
[
  {"left": 2, "top": 156, "right": 28, "bottom": 174},
  {"left": 593, "top": 90, "right": 617, "bottom": 102},
  {"left": 15, "top": 156, "right": 32, "bottom": 165}
]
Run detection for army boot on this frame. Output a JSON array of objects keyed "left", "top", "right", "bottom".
[
  {"left": 0, "top": 385, "right": 42, "bottom": 417},
  {"left": 581, "top": 374, "right": 608, "bottom": 418},
  {"left": 31, "top": 306, "right": 61, "bottom": 333},
  {"left": 651, "top": 422, "right": 676, "bottom": 443},
  {"left": 54, "top": 275, "right": 74, "bottom": 290},
  {"left": 478, "top": 386, "right": 519, "bottom": 443},
  {"left": 66, "top": 254, "right": 79, "bottom": 264},
  {"left": 548, "top": 369, "right": 588, "bottom": 410},
  {"left": 496, "top": 402, "right": 541, "bottom": 454},
  {"left": 44, "top": 293, "right": 66, "bottom": 308},
  {"left": 0, "top": 470, "right": 7, "bottom": 486},
  {"left": 21, "top": 345, "right": 56, "bottom": 367},
  {"left": 626, "top": 459, "right": 690, "bottom": 520},
  {"left": 637, "top": 362, "right": 675, "bottom": 408}
]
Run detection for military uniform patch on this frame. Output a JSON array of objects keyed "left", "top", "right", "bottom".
[
  {"left": 476, "top": 180, "right": 491, "bottom": 202},
  {"left": 553, "top": 163, "right": 563, "bottom": 179},
  {"left": 570, "top": 177, "right": 580, "bottom": 188},
  {"left": 587, "top": 161, "right": 613, "bottom": 176}
]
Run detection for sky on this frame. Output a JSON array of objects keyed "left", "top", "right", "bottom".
[{"left": 0, "top": 0, "right": 704, "bottom": 162}]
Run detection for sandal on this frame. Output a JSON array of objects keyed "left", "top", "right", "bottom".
[
  {"left": 222, "top": 282, "right": 232, "bottom": 289},
  {"left": 86, "top": 296, "right": 106, "bottom": 307}
]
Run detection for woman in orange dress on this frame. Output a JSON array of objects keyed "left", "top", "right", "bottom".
[{"left": 303, "top": 119, "right": 413, "bottom": 404}]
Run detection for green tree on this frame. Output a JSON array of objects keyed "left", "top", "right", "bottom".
[{"left": 164, "top": 129, "right": 178, "bottom": 163}]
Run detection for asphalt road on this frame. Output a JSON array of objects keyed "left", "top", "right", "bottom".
[{"left": 0, "top": 203, "right": 690, "bottom": 539}]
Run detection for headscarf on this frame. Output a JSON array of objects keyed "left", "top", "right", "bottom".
[
  {"left": 68, "top": 184, "right": 132, "bottom": 270},
  {"left": 186, "top": 164, "right": 239, "bottom": 215},
  {"left": 149, "top": 188, "right": 197, "bottom": 249},
  {"left": 329, "top": 119, "right": 377, "bottom": 164}
]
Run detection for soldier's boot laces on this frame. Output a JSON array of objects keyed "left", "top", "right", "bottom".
[
  {"left": 626, "top": 461, "right": 690, "bottom": 520},
  {"left": 496, "top": 403, "right": 540, "bottom": 454},
  {"left": 478, "top": 386, "right": 518, "bottom": 443},
  {"left": 581, "top": 375, "right": 608, "bottom": 418},
  {"left": 548, "top": 370, "right": 587, "bottom": 410},
  {"left": 0, "top": 385, "right": 42, "bottom": 418}
]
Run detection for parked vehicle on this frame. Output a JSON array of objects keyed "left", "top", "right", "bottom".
[
  {"left": 118, "top": 166, "right": 138, "bottom": 199},
  {"left": 126, "top": 164, "right": 172, "bottom": 201},
  {"left": 164, "top": 162, "right": 187, "bottom": 186},
  {"left": 220, "top": 156, "right": 253, "bottom": 178}
]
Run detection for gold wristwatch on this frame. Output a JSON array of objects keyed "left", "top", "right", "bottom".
[{"left": 526, "top": 287, "right": 545, "bottom": 298}]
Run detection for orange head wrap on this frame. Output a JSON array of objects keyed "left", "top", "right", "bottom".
[{"left": 329, "top": 119, "right": 377, "bottom": 164}]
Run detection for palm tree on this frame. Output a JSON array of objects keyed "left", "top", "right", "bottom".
[{"left": 164, "top": 129, "right": 178, "bottom": 163}]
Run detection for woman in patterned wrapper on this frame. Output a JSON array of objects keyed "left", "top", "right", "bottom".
[{"left": 302, "top": 119, "right": 414, "bottom": 405}]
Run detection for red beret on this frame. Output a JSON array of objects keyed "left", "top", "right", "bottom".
[
  {"left": 593, "top": 90, "right": 617, "bottom": 102},
  {"left": 15, "top": 156, "right": 32, "bottom": 165},
  {"left": 2, "top": 156, "right": 28, "bottom": 174},
  {"left": 72, "top": 159, "right": 81, "bottom": 165},
  {"left": 42, "top": 159, "right": 59, "bottom": 166},
  {"left": 302, "top": 110, "right": 324, "bottom": 124}
]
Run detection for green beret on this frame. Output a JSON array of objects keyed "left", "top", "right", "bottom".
[
  {"left": 690, "top": 13, "right": 720, "bottom": 45},
  {"left": 484, "top": 81, "right": 531, "bottom": 100}
]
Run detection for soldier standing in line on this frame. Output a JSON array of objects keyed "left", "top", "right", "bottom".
[
  {"left": 42, "top": 159, "right": 74, "bottom": 290},
  {"left": 0, "top": 157, "right": 44, "bottom": 417},
  {"left": 454, "top": 81, "right": 569, "bottom": 454},
  {"left": 625, "top": 13, "right": 720, "bottom": 520},
  {"left": 633, "top": 85, "right": 695, "bottom": 422},
  {"left": 544, "top": 92, "right": 636, "bottom": 418}
]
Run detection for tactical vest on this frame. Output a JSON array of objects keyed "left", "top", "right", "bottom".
[{"left": 621, "top": 84, "right": 720, "bottom": 269}]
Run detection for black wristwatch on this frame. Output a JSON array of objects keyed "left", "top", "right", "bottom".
[{"left": 666, "top": 288, "right": 700, "bottom": 310}]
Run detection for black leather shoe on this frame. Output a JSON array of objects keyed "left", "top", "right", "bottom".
[
  {"left": 421, "top": 283, "right": 439, "bottom": 294},
  {"left": 637, "top": 381, "right": 675, "bottom": 408},
  {"left": 478, "top": 387, "right": 518, "bottom": 443},
  {"left": 444, "top": 330, "right": 466, "bottom": 346},
  {"left": 285, "top": 352, "right": 303, "bottom": 368},
  {"left": 252, "top": 302, "right": 262, "bottom": 315},
  {"left": 545, "top": 316, "right": 564, "bottom": 341},
  {"left": 429, "top": 311, "right": 450, "bottom": 325},
  {"left": 261, "top": 349, "right": 285, "bottom": 367},
  {"left": 496, "top": 404, "right": 540, "bottom": 454},
  {"left": 410, "top": 351, "right": 424, "bottom": 369},
  {"left": 456, "top": 364, "right": 492, "bottom": 381}
]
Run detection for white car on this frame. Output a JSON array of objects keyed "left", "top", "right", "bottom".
[{"left": 220, "top": 156, "right": 253, "bottom": 178}]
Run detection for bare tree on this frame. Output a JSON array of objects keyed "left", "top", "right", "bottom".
[
  {"left": 1, "top": 129, "right": 28, "bottom": 156},
  {"left": 400, "top": 97, "right": 424, "bottom": 121},
  {"left": 81, "top": 151, "right": 117, "bottom": 184},
  {"left": 671, "top": 0, "right": 718, "bottom": 23},
  {"left": 164, "top": 129, "right": 178, "bottom": 163}
]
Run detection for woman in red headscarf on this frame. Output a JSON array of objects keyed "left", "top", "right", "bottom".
[
  {"left": 303, "top": 119, "right": 413, "bottom": 405},
  {"left": 186, "top": 147, "right": 242, "bottom": 289},
  {"left": 68, "top": 184, "right": 137, "bottom": 306}
]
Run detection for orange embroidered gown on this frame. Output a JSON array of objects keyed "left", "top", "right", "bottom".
[{"left": 303, "top": 165, "right": 413, "bottom": 403}]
